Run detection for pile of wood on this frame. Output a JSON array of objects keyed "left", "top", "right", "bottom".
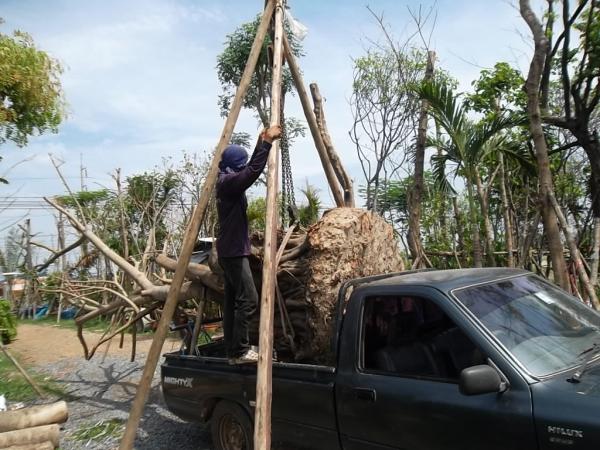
[{"left": 0, "top": 401, "right": 68, "bottom": 450}]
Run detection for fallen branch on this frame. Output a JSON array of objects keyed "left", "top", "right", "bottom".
[{"left": 34, "top": 236, "right": 85, "bottom": 272}]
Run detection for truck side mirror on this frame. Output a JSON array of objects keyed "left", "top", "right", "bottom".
[{"left": 459, "top": 365, "right": 502, "bottom": 396}]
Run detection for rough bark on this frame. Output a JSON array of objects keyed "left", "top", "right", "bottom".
[
  {"left": 519, "top": 0, "right": 569, "bottom": 289},
  {"left": 549, "top": 192, "right": 600, "bottom": 309},
  {"left": 475, "top": 172, "right": 496, "bottom": 266},
  {"left": 499, "top": 153, "right": 515, "bottom": 267},
  {"left": 408, "top": 50, "right": 435, "bottom": 268},
  {"left": 591, "top": 217, "right": 600, "bottom": 286},
  {"left": 0, "top": 424, "right": 59, "bottom": 448},
  {"left": 305, "top": 208, "right": 404, "bottom": 361},
  {"left": 0, "top": 402, "right": 68, "bottom": 433}
]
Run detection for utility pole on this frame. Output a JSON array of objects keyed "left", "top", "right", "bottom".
[
  {"left": 80, "top": 153, "right": 87, "bottom": 192},
  {"left": 56, "top": 214, "right": 66, "bottom": 323},
  {"left": 21, "top": 219, "right": 35, "bottom": 319}
]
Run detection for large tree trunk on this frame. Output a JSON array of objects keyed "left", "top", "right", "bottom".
[
  {"left": 520, "top": 0, "right": 569, "bottom": 290},
  {"left": 408, "top": 51, "right": 435, "bottom": 267}
]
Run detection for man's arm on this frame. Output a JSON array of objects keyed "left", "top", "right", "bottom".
[{"left": 219, "top": 125, "right": 282, "bottom": 196}]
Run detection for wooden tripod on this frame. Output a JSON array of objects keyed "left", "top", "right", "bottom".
[{"left": 118, "top": 1, "right": 353, "bottom": 449}]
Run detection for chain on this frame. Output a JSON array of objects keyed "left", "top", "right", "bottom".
[{"left": 280, "top": 95, "right": 296, "bottom": 225}]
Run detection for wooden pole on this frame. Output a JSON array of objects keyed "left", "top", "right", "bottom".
[
  {"left": 117, "top": 2, "right": 276, "bottom": 449},
  {"left": 254, "top": 1, "right": 284, "bottom": 449},
  {"left": 282, "top": 34, "right": 345, "bottom": 208},
  {"left": 0, "top": 342, "right": 45, "bottom": 398},
  {"left": 308, "top": 82, "right": 354, "bottom": 207},
  {"left": 188, "top": 295, "right": 205, "bottom": 356}
]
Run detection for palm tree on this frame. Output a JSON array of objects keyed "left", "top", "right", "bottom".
[{"left": 417, "top": 80, "right": 523, "bottom": 267}]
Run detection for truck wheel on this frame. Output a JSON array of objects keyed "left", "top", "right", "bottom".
[{"left": 211, "top": 400, "right": 253, "bottom": 450}]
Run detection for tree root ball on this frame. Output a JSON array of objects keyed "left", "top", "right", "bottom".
[{"left": 304, "top": 208, "right": 404, "bottom": 360}]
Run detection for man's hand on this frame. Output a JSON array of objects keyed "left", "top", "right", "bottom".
[{"left": 261, "top": 125, "right": 282, "bottom": 143}]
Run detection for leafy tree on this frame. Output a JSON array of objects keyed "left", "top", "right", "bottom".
[
  {"left": 418, "top": 80, "right": 522, "bottom": 267},
  {"left": 0, "top": 20, "right": 65, "bottom": 182},
  {"left": 216, "top": 14, "right": 303, "bottom": 126},
  {"left": 350, "top": 48, "right": 425, "bottom": 211}
]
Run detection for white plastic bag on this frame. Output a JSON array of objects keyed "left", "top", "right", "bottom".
[
  {"left": 285, "top": 9, "right": 308, "bottom": 41},
  {"left": 0, "top": 394, "right": 6, "bottom": 412}
]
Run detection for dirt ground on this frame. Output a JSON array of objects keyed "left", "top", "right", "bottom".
[{"left": 6, "top": 323, "right": 182, "bottom": 366}]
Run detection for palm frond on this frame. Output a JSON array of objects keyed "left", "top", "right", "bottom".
[
  {"left": 430, "top": 153, "right": 456, "bottom": 195},
  {"left": 417, "top": 80, "right": 467, "bottom": 142}
]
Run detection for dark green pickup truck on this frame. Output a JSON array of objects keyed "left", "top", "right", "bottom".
[{"left": 161, "top": 268, "right": 600, "bottom": 450}]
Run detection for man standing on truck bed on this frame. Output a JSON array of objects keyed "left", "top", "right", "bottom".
[{"left": 216, "top": 124, "right": 282, "bottom": 365}]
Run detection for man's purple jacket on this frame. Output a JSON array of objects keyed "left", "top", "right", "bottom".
[{"left": 216, "top": 140, "right": 272, "bottom": 258}]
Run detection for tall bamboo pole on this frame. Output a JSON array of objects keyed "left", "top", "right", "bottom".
[
  {"left": 254, "top": 1, "right": 284, "bottom": 449},
  {"left": 117, "top": 2, "right": 276, "bottom": 448}
]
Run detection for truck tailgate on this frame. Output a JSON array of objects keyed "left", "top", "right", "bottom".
[{"left": 161, "top": 352, "right": 339, "bottom": 450}]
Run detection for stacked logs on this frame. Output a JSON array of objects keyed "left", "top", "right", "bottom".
[{"left": 0, "top": 401, "right": 68, "bottom": 449}]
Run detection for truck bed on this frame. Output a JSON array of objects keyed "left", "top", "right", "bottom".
[{"left": 161, "top": 341, "right": 341, "bottom": 449}]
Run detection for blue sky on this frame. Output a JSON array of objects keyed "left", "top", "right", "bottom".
[{"left": 0, "top": 0, "right": 535, "bottom": 257}]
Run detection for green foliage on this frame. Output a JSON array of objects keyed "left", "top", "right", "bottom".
[
  {"left": 417, "top": 80, "right": 524, "bottom": 193},
  {"left": 0, "top": 352, "right": 65, "bottom": 401},
  {"left": 231, "top": 131, "right": 252, "bottom": 148},
  {"left": 298, "top": 184, "right": 321, "bottom": 226},
  {"left": 72, "top": 418, "right": 125, "bottom": 443},
  {"left": 216, "top": 15, "right": 303, "bottom": 124},
  {"left": 574, "top": 4, "right": 600, "bottom": 81},
  {"left": 0, "top": 298, "right": 17, "bottom": 343},
  {"left": 0, "top": 21, "right": 65, "bottom": 152},
  {"left": 466, "top": 62, "right": 526, "bottom": 117},
  {"left": 0, "top": 227, "right": 23, "bottom": 272},
  {"left": 247, "top": 197, "right": 266, "bottom": 232},
  {"left": 56, "top": 189, "right": 111, "bottom": 210}
]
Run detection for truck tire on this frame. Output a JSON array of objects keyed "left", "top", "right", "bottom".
[{"left": 211, "top": 400, "right": 253, "bottom": 450}]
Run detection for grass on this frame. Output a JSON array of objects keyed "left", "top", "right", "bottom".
[
  {"left": 72, "top": 418, "right": 125, "bottom": 444},
  {"left": 18, "top": 316, "right": 110, "bottom": 333},
  {"left": 0, "top": 353, "right": 66, "bottom": 402}
]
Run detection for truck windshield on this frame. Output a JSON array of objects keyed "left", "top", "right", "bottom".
[{"left": 453, "top": 275, "right": 600, "bottom": 377}]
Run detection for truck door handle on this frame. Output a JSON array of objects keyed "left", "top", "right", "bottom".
[{"left": 353, "top": 387, "right": 376, "bottom": 402}]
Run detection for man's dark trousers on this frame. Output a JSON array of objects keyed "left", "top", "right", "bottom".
[{"left": 218, "top": 256, "right": 258, "bottom": 358}]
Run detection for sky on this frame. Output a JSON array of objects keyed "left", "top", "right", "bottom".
[{"left": 0, "top": 0, "right": 537, "bottom": 260}]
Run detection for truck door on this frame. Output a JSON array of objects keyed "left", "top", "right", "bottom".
[{"left": 335, "top": 288, "right": 537, "bottom": 450}]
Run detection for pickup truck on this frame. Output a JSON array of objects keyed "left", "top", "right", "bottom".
[{"left": 161, "top": 268, "right": 600, "bottom": 450}]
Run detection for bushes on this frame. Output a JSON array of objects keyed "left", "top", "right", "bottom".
[{"left": 0, "top": 299, "right": 17, "bottom": 344}]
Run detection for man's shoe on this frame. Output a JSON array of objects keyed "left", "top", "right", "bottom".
[{"left": 232, "top": 348, "right": 259, "bottom": 365}]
